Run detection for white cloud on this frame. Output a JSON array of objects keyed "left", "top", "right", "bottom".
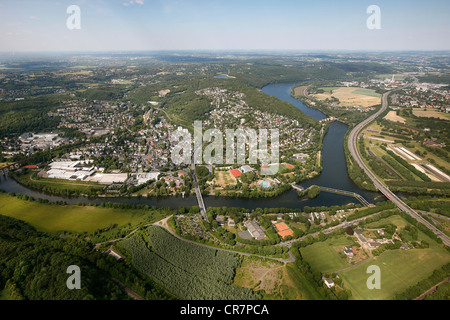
[{"left": 123, "top": 0, "right": 144, "bottom": 6}]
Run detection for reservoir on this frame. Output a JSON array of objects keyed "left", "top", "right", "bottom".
[{"left": 0, "top": 83, "right": 380, "bottom": 210}]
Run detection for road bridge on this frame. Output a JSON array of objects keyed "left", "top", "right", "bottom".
[{"left": 0, "top": 162, "right": 21, "bottom": 175}]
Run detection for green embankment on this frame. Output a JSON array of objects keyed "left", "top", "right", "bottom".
[{"left": 0, "top": 193, "right": 152, "bottom": 234}]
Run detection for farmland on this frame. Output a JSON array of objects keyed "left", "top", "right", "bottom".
[
  {"left": 384, "top": 111, "right": 406, "bottom": 124},
  {"left": 412, "top": 109, "right": 450, "bottom": 121},
  {"left": 116, "top": 226, "right": 259, "bottom": 300},
  {"left": 312, "top": 87, "right": 381, "bottom": 108}
]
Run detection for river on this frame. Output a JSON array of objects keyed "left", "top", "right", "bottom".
[{"left": 0, "top": 83, "right": 380, "bottom": 210}]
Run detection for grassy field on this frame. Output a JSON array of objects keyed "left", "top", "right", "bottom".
[
  {"left": 340, "top": 216, "right": 450, "bottom": 300},
  {"left": 352, "top": 88, "right": 382, "bottom": 98},
  {"left": 285, "top": 263, "right": 324, "bottom": 300},
  {"left": 300, "top": 236, "right": 356, "bottom": 274},
  {"left": 412, "top": 109, "right": 450, "bottom": 121},
  {"left": 0, "top": 193, "right": 157, "bottom": 234},
  {"left": 384, "top": 111, "right": 406, "bottom": 124},
  {"left": 364, "top": 215, "right": 409, "bottom": 229}
]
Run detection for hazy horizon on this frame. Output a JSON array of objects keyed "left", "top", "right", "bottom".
[{"left": 0, "top": 0, "right": 449, "bottom": 52}]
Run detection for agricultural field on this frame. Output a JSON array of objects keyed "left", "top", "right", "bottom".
[
  {"left": 384, "top": 111, "right": 406, "bottom": 124},
  {"left": 0, "top": 193, "right": 159, "bottom": 234},
  {"left": 313, "top": 87, "right": 381, "bottom": 108},
  {"left": 300, "top": 235, "right": 362, "bottom": 274},
  {"left": 340, "top": 216, "right": 450, "bottom": 300},
  {"left": 233, "top": 256, "right": 302, "bottom": 300},
  {"left": 412, "top": 109, "right": 450, "bottom": 121},
  {"left": 117, "top": 226, "right": 259, "bottom": 300}
]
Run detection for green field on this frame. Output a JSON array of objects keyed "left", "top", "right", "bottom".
[
  {"left": 340, "top": 217, "right": 450, "bottom": 300},
  {"left": 0, "top": 193, "right": 157, "bottom": 234},
  {"left": 352, "top": 88, "right": 382, "bottom": 98},
  {"left": 285, "top": 263, "right": 324, "bottom": 300},
  {"left": 300, "top": 236, "right": 354, "bottom": 273}
]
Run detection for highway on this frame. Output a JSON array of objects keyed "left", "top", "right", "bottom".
[{"left": 347, "top": 88, "right": 450, "bottom": 247}]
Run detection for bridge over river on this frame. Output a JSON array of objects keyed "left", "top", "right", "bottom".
[{"left": 291, "top": 183, "right": 371, "bottom": 207}]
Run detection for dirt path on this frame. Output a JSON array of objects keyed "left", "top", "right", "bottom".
[
  {"left": 110, "top": 277, "right": 144, "bottom": 300},
  {"left": 414, "top": 277, "right": 450, "bottom": 300}
]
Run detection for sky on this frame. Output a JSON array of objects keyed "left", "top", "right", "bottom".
[{"left": 0, "top": 0, "right": 449, "bottom": 52}]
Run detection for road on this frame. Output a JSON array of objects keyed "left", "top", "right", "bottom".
[
  {"left": 153, "top": 216, "right": 295, "bottom": 263},
  {"left": 278, "top": 210, "right": 387, "bottom": 248},
  {"left": 347, "top": 88, "right": 450, "bottom": 247}
]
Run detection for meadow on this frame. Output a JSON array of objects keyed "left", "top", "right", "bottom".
[
  {"left": 0, "top": 193, "right": 157, "bottom": 234},
  {"left": 299, "top": 236, "right": 356, "bottom": 274},
  {"left": 340, "top": 216, "right": 450, "bottom": 300}
]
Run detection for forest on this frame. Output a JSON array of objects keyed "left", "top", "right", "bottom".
[
  {"left": 0, "top": 215, "right": 170, "bottom": 300},
  {"left": 116, "top": 226, "right": 260, "bottom": 300}
]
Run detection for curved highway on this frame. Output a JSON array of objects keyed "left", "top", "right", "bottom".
[{"left": 348, "top": 89, "right": 450, "bottom": 247}]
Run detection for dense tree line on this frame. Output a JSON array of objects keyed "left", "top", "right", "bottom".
[
  {"left": 0, "top": 215, "right": 170, "bottom": 300},
  {"left": 394, "top": 263, "right": 450, "bottom": 300}
]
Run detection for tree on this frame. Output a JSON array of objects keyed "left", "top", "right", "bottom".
[{"left": 345, "top": 226, "right": 354, "bottom": 236}]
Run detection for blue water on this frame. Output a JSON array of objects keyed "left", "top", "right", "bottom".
[{"left": 214, "top": 74, "right": 232, "bottom": 79}]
